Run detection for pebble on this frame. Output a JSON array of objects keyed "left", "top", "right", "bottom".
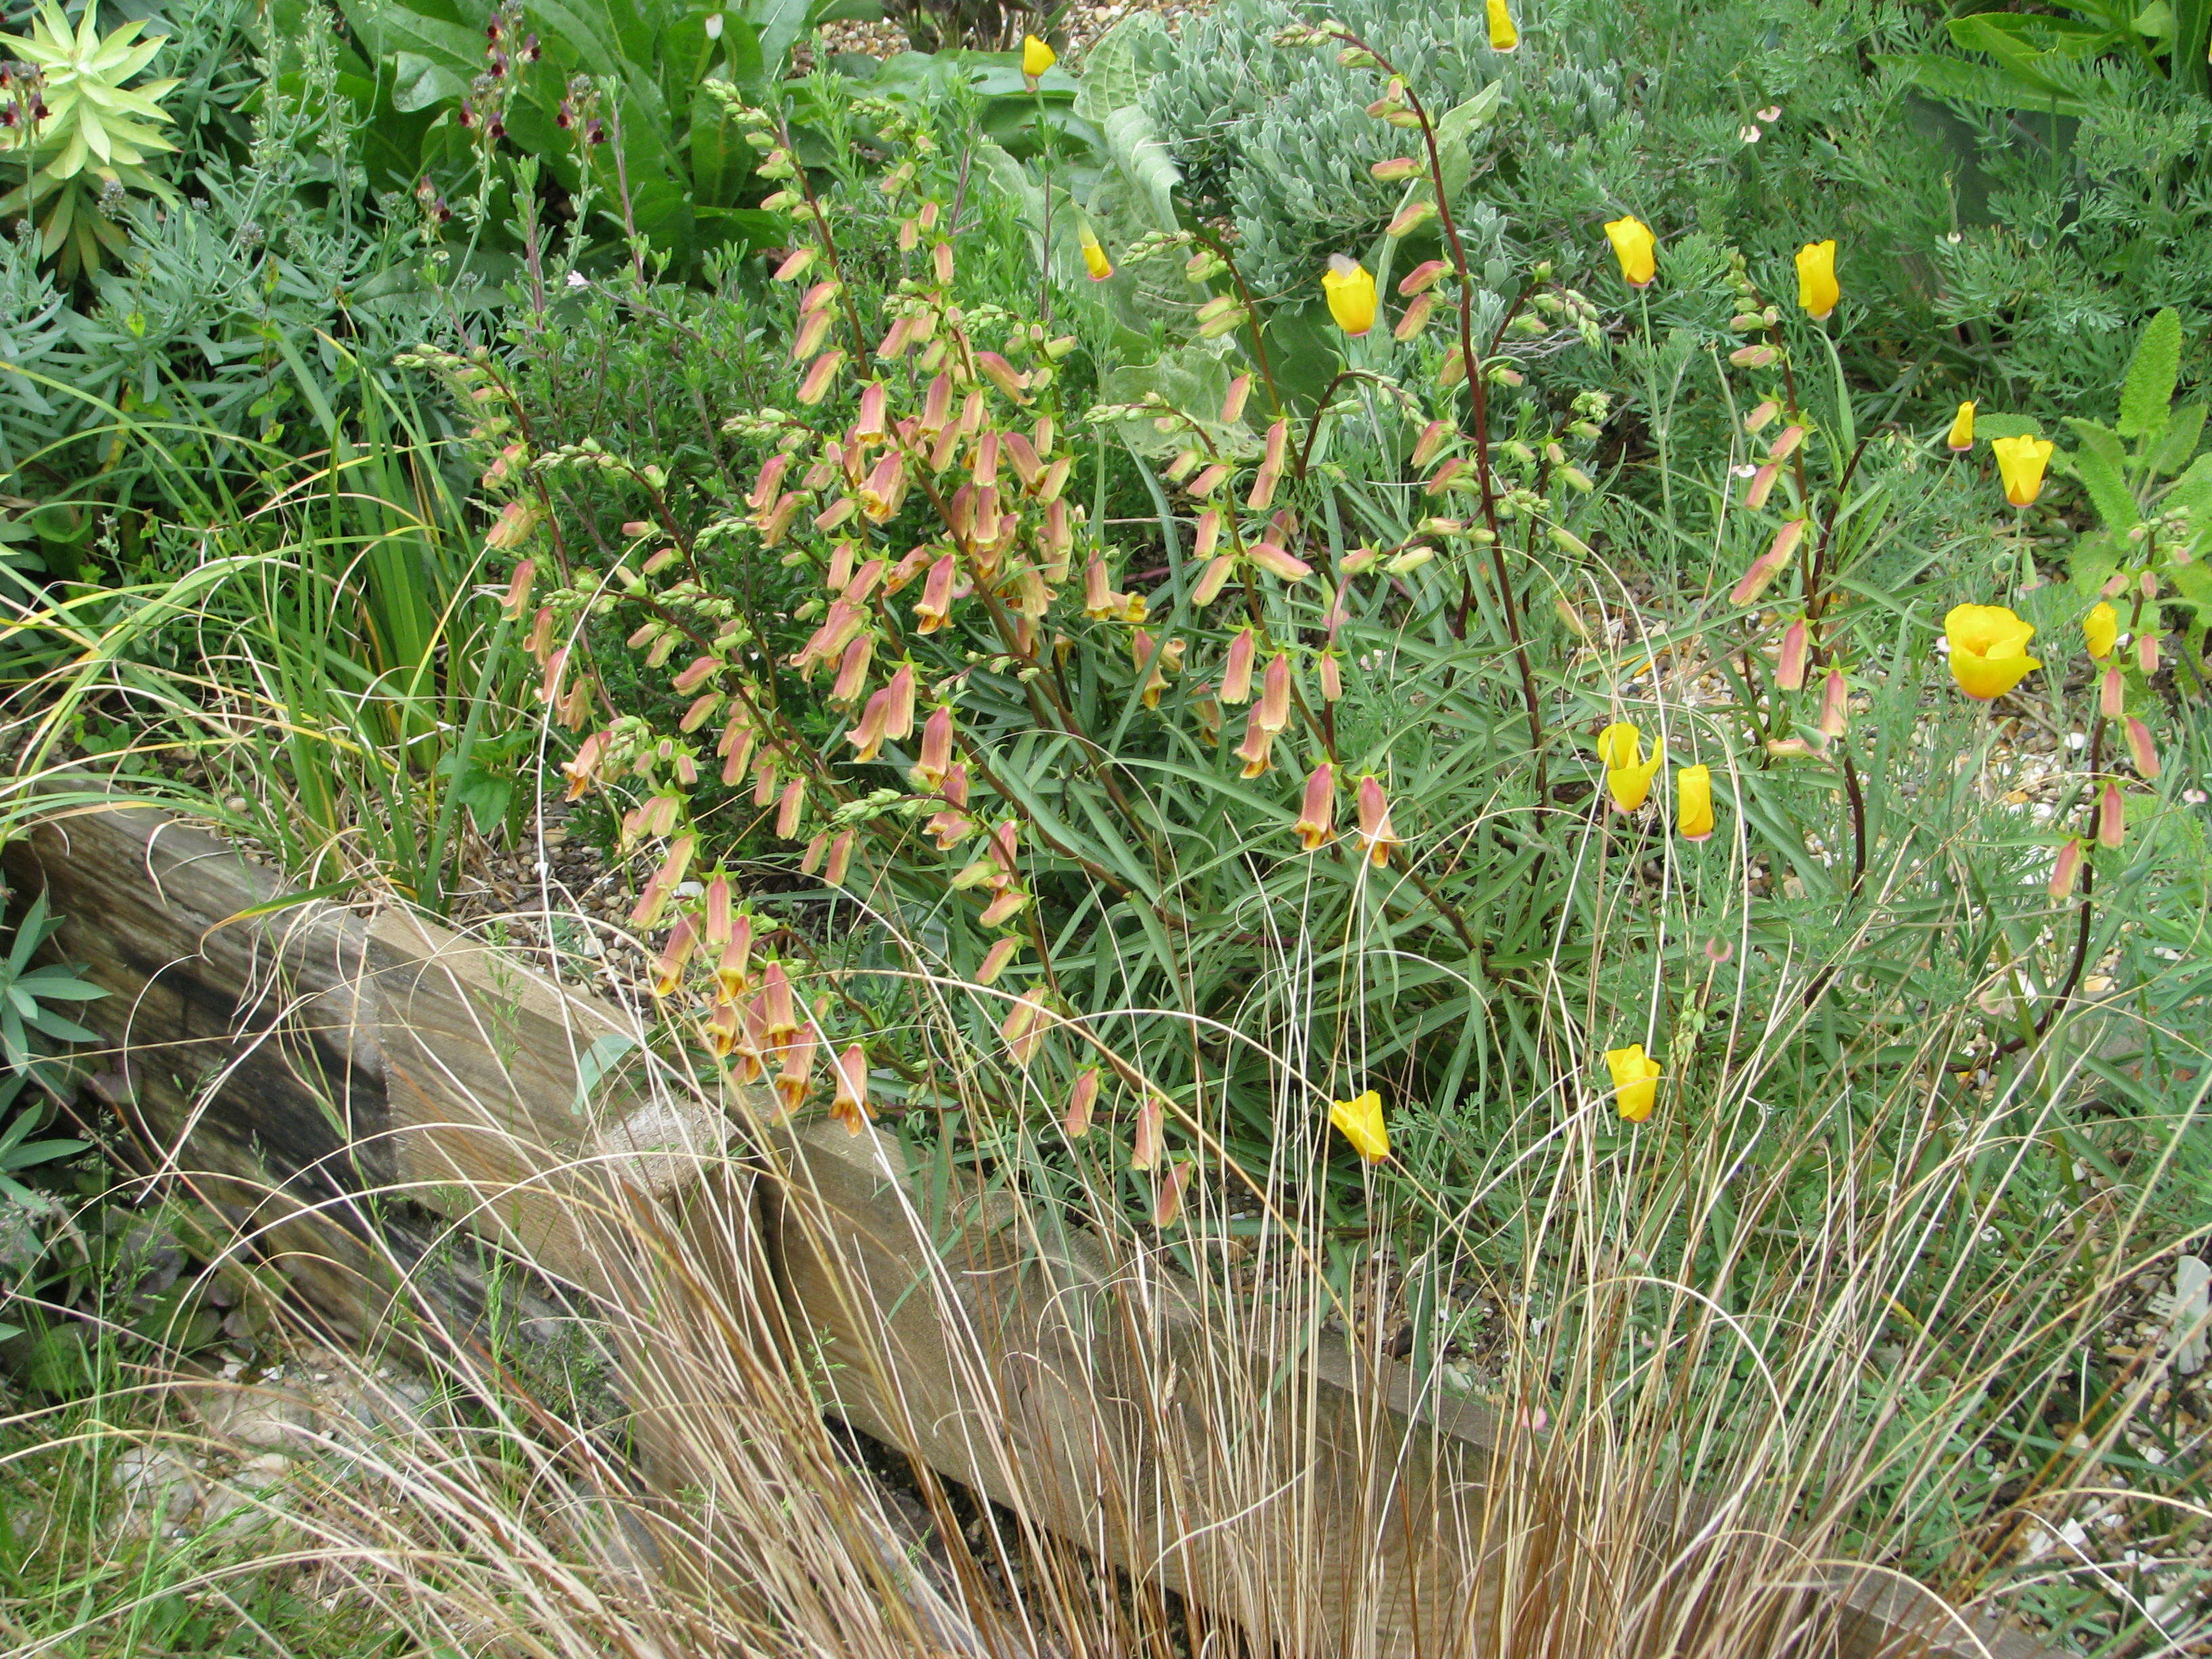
[
  {"left": 185, "top": 1383, "right": 316, "bottom": 1451},
  {"left": 112, "top": 1446, "right": 205, "bottom": 1536},
  {"left": 201, "top": 1453, "right": 295, "bottom": 1542}
]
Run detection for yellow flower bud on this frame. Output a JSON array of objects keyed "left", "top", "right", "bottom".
[
  {"left": 1946, "top": 401, "right": 1975, "bottom": 451},
  {"left": 1605, "top": 1045, "right": 1662, "bottom": 1122},
  {"left": 1676, "top": 764, "right": 1715, "bottom": 842},
  {"left": 1079, "top": 227, "right": 1112, "bottom": 282},
  {"left": 1022, "top": 34, "right": 1056, "bottom": 81},
  {"left": 1603, "top": 216, "right": 1656, "bottom": 288},
  {"left": 1486, "top": 0, "right": 1519, "bottom": 52},
  {"left": 1990, "top": 434, "right": 2053, "bottom": 508},
  {"left": 1795, "top": 239, "right": 1839, "bottom": 321},
  {"left": 1322, "top": 253, "right": 1378, "bottom": 337},
  {"left": 1329, "top": 1088, "right": 1389, "bottom": 1162},
  {"left": 2083, "top": 601, "right": 2118, "bottom": 660},
  {"left": 1944, "top": 603, "right": 2040, "bottom": 701}
]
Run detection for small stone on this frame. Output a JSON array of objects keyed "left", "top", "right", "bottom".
[
  {"left": 112, "top": 1446, "right": 204, "bottom": 1534},
  {"left": 186, "top": 1384, "right": 316, "bottom": 1450},
  {"left": 201, "top": 1453, "right": 293, "bottom": 1541}
]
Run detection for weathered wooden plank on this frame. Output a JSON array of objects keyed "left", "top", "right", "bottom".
[
  {"left": 3, "top": 796, "right": 2047, "bottom": 1659},
  {"left": 0, "top": 800, "right": 701, "bottom": 1334},
  {"left": 764, "top": 1119, "right": 2045, "bottom": 1659}
]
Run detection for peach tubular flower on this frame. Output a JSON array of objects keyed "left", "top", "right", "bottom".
[
  {"left": 1322, "top": 255, "right": 1378, "bottom": 337},
  {"left": 2125, "top": 718, "right": 2160, "bottom": 779},
  {"left": 1677, "top": 764, "right": 1715, "bottom": 842},
  {"left": 1220, "top": 627, "right": 1258, "bottom": 703},
  {"left": 1990, "top": 434, "right": 2053, "bottom": 507},
  {"left": 1605, "top": 1044, "right": 1663, "bottom": 1122},
  {"left": 1603, "top": 216, "right": 1656, "bottom": 287},
  {"left": 1795, "top": 240, "right": 1839, "bottom": 321},
  {"left": 1234, "top": 708, "right": 1275, "bottom": 779},
  {"left": 1946, "top": 401, "right": 1975, "bottom": 452},
  {"left": 651, "top": 916, "right": 699, "bottom": 998},
  {"left": 2049, "top": 837, "right": 2085, "bottom": 899},
  {"left": 1328, "top": 1088, "right": 1389, "bottom": 1162},
  {"left": 1355, "top": 775, "right": 1402, "bottom": 867},
  {"left": 1294, "top": 762, "right": 1335, "bottom": 850},
  {"left": 1153, "top": 1158, "right": 1194, "bottom": 1228},
  {"left": 1776, "top": 617, "right": 1809, "bottom": 691},
  {"left": 1064, "top": 1068, "right": 1100, "bottom": 1138},
  {"left": 830, "top": 1044, "right": 870, "bottom": 1134},
  {"left": 1130, "top": 1094, "right": 1164, "bottom": 1170},
  {"left": 2083, "top": 601, "right": 2118, "bottom": 660},
  {"left": 1944, "top": 603, "right": 2040, "bottom": 701},
  {"left": 1256, "top": 653, "right": 1292, "bottom": 733}
]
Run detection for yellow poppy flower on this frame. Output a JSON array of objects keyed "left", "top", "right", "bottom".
[
  {"left": 1795, "top": 240, "right": 1839, "bottom": 321},
  {"left": 2083, "top": 601, "right": 2118, "bottom": 660},
  {"left": 1022, "top": 35, "right": 1056, "bottom": 80},
  {"left": 1603, "top": 216, "right": 1656, "bottom": 287},
  {"left": 1676, "top": 764, "right": 1715, "bottom": 842},
  {"left": 1605, "top": 1045, "right": 1662, "bottom": 1122},
  {"left": 1990, "top": 434, "right": 2053, "bottom": 508},
  {"left": 1322, "top": 255, "right": 1378, "bottom": 336},
  {"left": 1944, "top": 603, "right": 2040, "bottom": 701},
  {"left": 1329, "top": 1088, "right": 1389, "bottom": 1162},
  {"left": 1596, "top": 721, "right": 1662, "bottom": 811}
]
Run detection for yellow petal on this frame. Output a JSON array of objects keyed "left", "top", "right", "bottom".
[
  {"left": 2083, "top": 602, "right": 2118, "bottom": 660},
  {"left": 1328, "top": 1088, "right": 1389, "bottom": 1162},
  {"left": 1605, "top": 1046, "right": 1662, "bottom": 1122},
  {"left": 1946, "top": 401, "right": 1975, "bottom": 451},
  {"left": 1603, "top": 216, "right": 1656, "bottom": 287},
  {"left": 1322, "top": 255, "right": 1377, "bottom": 337},
  {"left": 1676, "top": 764, "right": 1714, "bottom": 841},
  {"left": 1795, "top": 240, "right": 1839, "bottom": 321},
  {"left": 1596, "top": 720, "right": 1642, "bottom": 771}
]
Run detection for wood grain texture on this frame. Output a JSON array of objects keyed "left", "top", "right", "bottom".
[{"left": 3, "top": 796, "right": 2045, "bottom": 1659}]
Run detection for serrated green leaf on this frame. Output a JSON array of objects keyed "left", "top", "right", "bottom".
[
  {"left": 2118, "top": 308, "right": 2181, "bottom": 441},
  {"left": 2062, "top": 418, "right": 2137, "bottom": 531},
  {"left": 2146, "top": 401, "right": 2206, "bottom": 478}
]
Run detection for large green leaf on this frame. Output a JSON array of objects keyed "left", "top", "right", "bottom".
[
  {"left": 2118, "top": 307, "right": 2182, "bottom": 441},
  {"left": 1102, "top": 106, "right": 1181, "bottom": 235},
  {"left": 1878, "top": 52, "right": 2093, "bottom": 117},
  {"left": 1072, "top": 12, "right": 1172, "bottom": 122},
  {"left": 389, "top": 51, "right": 466, "bottom": 114}
]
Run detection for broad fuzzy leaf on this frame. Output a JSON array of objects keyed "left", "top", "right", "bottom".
[{"left": 2118, "top": 308, "right": 2182, "bottom": 441}]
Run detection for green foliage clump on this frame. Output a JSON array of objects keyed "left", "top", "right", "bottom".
[{"left": 1140, "top": 0, "right": 1627, "bottom": 300}]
